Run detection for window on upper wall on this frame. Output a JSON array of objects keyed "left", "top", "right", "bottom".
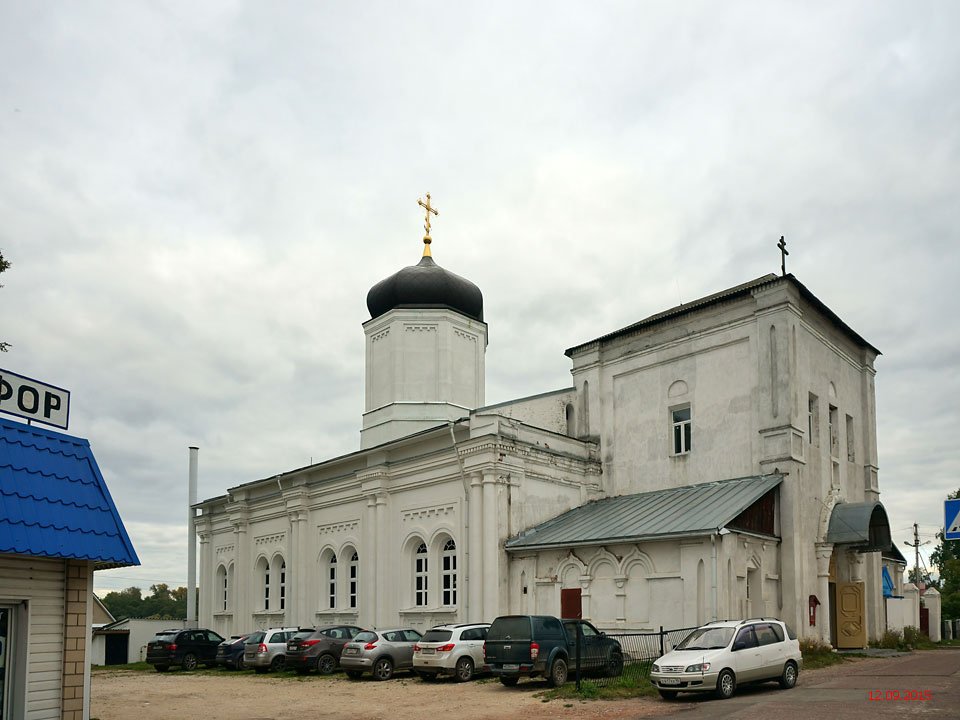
[
  {"left": 672, "top": 406, "right": 692, "bottom": 454},
  {"left": 279, "top": 561, "right": 286, "bottom": 611},
  {"left": 222, "top": 569, "right": 228, "bottom": 612},
  {"left": 442, "top": 539, "right": 457, "bottom": 606},
  {"left": 264, "top": 564, "right": 270, "bottom": 611},
  {"left": 829, "top": 405, "right": 839, "bottom": 458},
  {"left": 846, "top": 414, "right": 855, "bottom": 462},
  {"left": 415, "top": 543, "right": 428, "bottom": 607},
  {"left": 349, "top": 552, "right": 359, "bottom": 609},
  {"left": 808, "top": 393, "right": 820, "bottom": 446},
  {"left": 328, "top": 554, "right": 337, "bottom": 609}
]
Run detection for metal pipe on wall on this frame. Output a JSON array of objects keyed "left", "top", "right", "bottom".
[{"left": 187, "top": 446, "right": 198, "bottom": 625}]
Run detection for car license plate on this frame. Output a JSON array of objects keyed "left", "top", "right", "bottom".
[
  {"left": 660, "top": 678, "right": 681, "bottom": 685},
  {"left": 344, "top": 648, "right": 358, "bottom": 655},
  {"left": 503, "top": 664, "right": 519, "bottom": 671},
  {"left": 422, "top": 648, "right": 435, "bottom": 654}
]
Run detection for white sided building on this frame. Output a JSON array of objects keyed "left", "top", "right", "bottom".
[{"left": 196, "top": 231, "right": 891, "bottom": 649}]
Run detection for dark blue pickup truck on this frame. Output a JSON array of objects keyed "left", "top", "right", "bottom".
[{"left": 483, "top": 615, "right": 623, "bottom": 686}]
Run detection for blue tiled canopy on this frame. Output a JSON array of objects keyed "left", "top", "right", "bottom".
[{"left": 0, "top": 417, "right": 139, "bottom": 568}]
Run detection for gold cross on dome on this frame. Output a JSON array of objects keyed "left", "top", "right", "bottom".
[{"left": 418, "top": 193, "right": 439, "bottom": 256}]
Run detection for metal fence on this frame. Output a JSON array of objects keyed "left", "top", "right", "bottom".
[{"left": 573, "top": 625, "right": 699, "bottom": 689}]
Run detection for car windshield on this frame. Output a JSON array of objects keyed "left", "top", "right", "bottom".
[
  {"left": 352, "top": 631, "right": 378, "bottom": 643},
  {"left": 421, "top": 630, "right": 453, "bottom": 643},
  {"left": 244, "top": 632, "right": 265, "bottom": 644},
  {"left": 675, "top": 627, "right": 735, "bottom": 650}
]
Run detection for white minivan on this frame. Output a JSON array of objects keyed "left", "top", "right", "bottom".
[{"left": 650, "top": 619, "right": 802, "bottom": 700}]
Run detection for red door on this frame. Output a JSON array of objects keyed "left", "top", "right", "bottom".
[{"left": 561, "top": 588, "right": 582, "bottom": 619}]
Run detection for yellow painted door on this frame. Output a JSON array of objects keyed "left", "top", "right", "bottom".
[{"left": 836, "top": 582, "right": 866, "bottom": 649}]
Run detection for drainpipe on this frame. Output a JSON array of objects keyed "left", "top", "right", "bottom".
[
  {"left": 448, "top": 421, "right": 470, "bottom": 621},
  {"left": 714, "top": 527, "right": 731, "bottom": 622},
  {"left": 187, "top": 447, "right": 198, "bottom": 627}
]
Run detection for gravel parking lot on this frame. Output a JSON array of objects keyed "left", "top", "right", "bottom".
[{"left": 90, "top": 668, "right": 668, "bottom": 720}]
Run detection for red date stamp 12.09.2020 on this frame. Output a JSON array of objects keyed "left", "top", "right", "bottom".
[{"left": 868, "top": 690, "right": 931, "bottom": 701}]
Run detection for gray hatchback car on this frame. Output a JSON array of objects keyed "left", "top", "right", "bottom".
[
  {"left": 340, "top": 627, "right": 422, "bottom": 680},
  {"left": 243, "top": 626, "right": 299, "bottom": 673}
]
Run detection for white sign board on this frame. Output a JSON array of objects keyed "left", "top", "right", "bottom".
[
  {"left": 0, "top": 368, "right": 70, "bottom": 429},
  {"left": 946, "top": 499, "right": 960, "bottom": 541}
]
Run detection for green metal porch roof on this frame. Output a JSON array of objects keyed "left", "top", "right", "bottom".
[{"left": 504, "top": 474, "right": 783, "bottom": 551}]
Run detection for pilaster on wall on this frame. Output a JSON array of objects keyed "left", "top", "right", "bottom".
[{"left": 62, "top": 559, "right": 90, "bottom": 720}]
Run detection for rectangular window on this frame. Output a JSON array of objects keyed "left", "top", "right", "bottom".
[
  {"left": 415, "top": 551, "right": 428, "bottom": 607},
  {"left": 845, "top": 414, "right": 855, "bottom": 462},
  {"left": 264, "top": 570, "right": 270, "bottom": 611},
  {"left": 349, "top": 561, "right": 358, "bottom": 609},
  {"left": 328, "top": 564, "right": 337, "bottom": 610},
  {"left": 222, "top": 573, "right": 228, "bottom": 612},
  {"left": 829, "top": 405, "right": 839, "bottom": 458},
  {"left": 808, "top": 393, "right": 819, "bottom": 446},
  {"left": 279, "top": 564, "right": 286, "bottom": 611},
  {"left": 672, "top": 407, "right": 691, "bottom": 454}
]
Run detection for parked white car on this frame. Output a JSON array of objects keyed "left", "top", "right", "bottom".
[
  {"left": 650, "top": 619, "right": 802, "bottom": 700},
  {"left": 413, "top": 623, "right": 490, "bottom": 682}
]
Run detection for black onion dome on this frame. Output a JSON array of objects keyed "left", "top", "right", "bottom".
[{"left": 366, "top": 255, "right": 484, "bottom": 322}]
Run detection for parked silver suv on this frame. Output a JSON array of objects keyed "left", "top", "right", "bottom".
[
  {"left": 243, "top": 626, "right": 299, "bottom": 673},
  {"left": 650, "top": 618, "right": 802, "bottom": 700},
  {"left": 340, "top": 627, "right": 422, "bottom": 680},
  {"left": 413, "top": 623, "right": 489, "bottom": 682}
]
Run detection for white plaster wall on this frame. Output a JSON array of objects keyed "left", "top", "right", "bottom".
[
  {"left": 362, "top": 308, "right": 487, "bottom": 448},
  {"left": 479, "top": 388, "right": 576, "bottom": 435}
]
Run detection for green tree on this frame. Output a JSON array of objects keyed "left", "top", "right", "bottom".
[
  {"left": 100, "top": 586, "right": 144, "bottom": 620},
  {"left": 930, "top": 488, "right": 960, "bottom": 619},
  {"left": 0, "top": 249, "right": 10, "bottom": 352}
]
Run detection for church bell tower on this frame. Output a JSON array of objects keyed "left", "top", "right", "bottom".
[{"left": 360, "top": 194, "right": 487, "bottom": 449}]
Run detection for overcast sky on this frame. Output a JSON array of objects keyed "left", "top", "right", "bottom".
[{"left": 2, "top": 1, "right": 957, "bottom": 595}]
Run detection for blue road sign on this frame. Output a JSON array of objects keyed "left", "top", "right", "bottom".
[{"left": 946, "top": 499, "right": 960, "bottom": 541}]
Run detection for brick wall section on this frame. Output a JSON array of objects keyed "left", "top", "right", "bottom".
[{"left": 62, "top": 559, "right": 90, "bottom": 720}]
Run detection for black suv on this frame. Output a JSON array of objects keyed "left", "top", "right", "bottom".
[
  {"left": 146, "top": 628, "right": 225, "bottom": 671},
  {"left": 483, "top": 615, "right": 623, "bottom": 687},
  {"left": 285, "top": 625, "right": 364, "bottom": 674}
]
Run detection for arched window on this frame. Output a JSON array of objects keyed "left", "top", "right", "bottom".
[
  {"left": 279, "top": 560, "right": 286, "bottom": 611},
  {"left": 415, "top": 542, "right": 428, "bottom": 607},
  {"left": 258, "top": 558, "right": 270, "bottom": 611},
  {"left": 349, "top": 552, "right": 359, "bottom": 609},
  {"left": 442, "top": 539, "right": 457, "bottom": 606},
  {"left": 565, "top": 403, "right": 576, "bottom": 436},
  {"left": 216, "top": 565, "right": 228, "bottom": 612},
  {"left": 328, "top": 554, "right": 337, "bottom": 609}
]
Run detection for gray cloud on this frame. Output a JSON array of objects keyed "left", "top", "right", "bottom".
[{"left": 1, "top": 1, "right": 957, "bottom": 590}]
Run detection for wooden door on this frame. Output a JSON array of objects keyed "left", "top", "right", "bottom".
[
  {"left": 836, "top": 582, "right": 866, "bottom": 648},
  {"left": 561, "top": 588, "right": 582, "bottom": 619}
]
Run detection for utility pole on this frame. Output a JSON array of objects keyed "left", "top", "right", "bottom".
[{"left": 904, "top": 523, "right": 929, "bottom": 585}]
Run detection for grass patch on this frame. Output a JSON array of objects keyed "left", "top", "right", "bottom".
[
  {"left": 800, "top": 640, "right": 852, "bottom": 670},
  {"left": 868, "top": 626, "right": 937, "bottom": 652},
  {"left": 92, "top": 662, "right": 153, "bottom": 672},
  {"left": 534, "top": 672, "right": 659, "bottom": 702}
]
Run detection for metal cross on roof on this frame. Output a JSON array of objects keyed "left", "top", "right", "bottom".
[
  {"left": 418, "top": 193, "right": 439, "bottom": 255},
  {"left": 778, "top": 236, "right": 789, "bottom": 276}
]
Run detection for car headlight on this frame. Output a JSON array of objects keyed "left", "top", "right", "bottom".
[
  {"left": 652, "top": 664, "right": 660, "bottom": 673},
  {"left": 684, "top": 663, "right": 711, "bottom": 673}
]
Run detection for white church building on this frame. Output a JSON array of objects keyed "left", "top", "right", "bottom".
[{"left": 196, "top": 220, "right": 893, "bottom": 649}]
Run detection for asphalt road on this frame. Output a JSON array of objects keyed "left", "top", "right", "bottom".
[{"left": 654, "top": 649, "right": 960, "bottom": 720}]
